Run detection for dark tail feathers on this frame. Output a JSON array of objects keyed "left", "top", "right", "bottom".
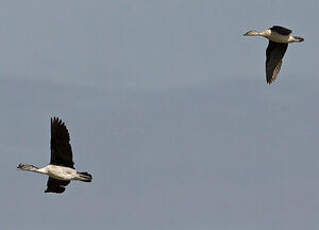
[
  {"left": 295, "top": 36, "right": 304, "bottom": 42},
  {"left": 77, "top": 172, "right": 92, "bottom": 182}
]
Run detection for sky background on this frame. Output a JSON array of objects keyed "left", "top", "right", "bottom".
[{"left": 0, "top": 0, "right": 318, "bottom": 229}]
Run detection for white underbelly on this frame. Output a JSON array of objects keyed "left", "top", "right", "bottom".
[
  {"left": 268, "top": 33, "right": 290, "bottom": 43},
  {"left": 47, "top": 165, "right": 77, "bottom": 181}
]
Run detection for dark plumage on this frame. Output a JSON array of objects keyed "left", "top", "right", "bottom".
[
  {"left": 244, "top": 25, "right": 304, "bottom": 84},
  {"left": 46, "top": 177, "right": 70, "bottom": 193},
  {"left": 50, "top": 117, "right": 74, "bottom": 169},
  {"left": 18, "top": 117, "right": 92, "bottom": 194},
  {"left": 270, "top": 26, "right": 292, "bottom": 35},
  {"left": 266, "top": 41, "right": 288, "bottom": 84},
  {"left": 45, "top": 117, "right": 75, "bottom": 193}
]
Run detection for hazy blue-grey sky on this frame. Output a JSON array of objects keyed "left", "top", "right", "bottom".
[{"left": 1, "top": 0, "right": 318, "bottom": 229}]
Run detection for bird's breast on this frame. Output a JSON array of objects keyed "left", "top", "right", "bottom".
[
  {"left": 47, "top": 165, "right": 76, "bottom": 180},
  {"left": 267, "top": 32, "right": 290, "bottom": 43}
]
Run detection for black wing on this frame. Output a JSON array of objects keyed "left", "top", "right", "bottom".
[
  {"left": 50, "top": 117, "right": 74, "bottom": 168},
  {"left": 270, "top": 26, "right": 292, "bottom": 35},
  {"left": 266, "top": 41, "right": 288, "bottom": 84},
  {"left": 45, "top": 177, "right": 70, "bottom": 193}
]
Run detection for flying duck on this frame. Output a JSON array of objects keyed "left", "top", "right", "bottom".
[
  {"left": 18, "top": 117, "right": 92, "bottom": 193},
  {"left": 244, "top": 25, "right": 304, "bottom": 84}
]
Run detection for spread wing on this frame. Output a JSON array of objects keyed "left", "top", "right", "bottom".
[
  {"left": 270, "top": 26, "right": 292, "bottom": 35},
  {"left": 45, "top": 177, "right": 70, "bottom": 193},
  {"left": 266, "top": 41, "right": 288, "bottom": 84},
  {"left": 50, "top": 117, "right": 74, "bottom": 168}
]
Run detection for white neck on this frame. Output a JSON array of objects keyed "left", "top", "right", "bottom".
[
  {"left": 36, "top": 166, "right": 49, "bottom": 174},
  {"left": 259, "top": 29, "right": 271, "bottom": 38},
  {"left": 18, "top": 164, "right": 49, "bottom": 175},
  {"left": 248, "top": 31, "right": 262, "bottom": 36},
  {"left": 244, "top": 29, "right": 270, "bottom": 38}
]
